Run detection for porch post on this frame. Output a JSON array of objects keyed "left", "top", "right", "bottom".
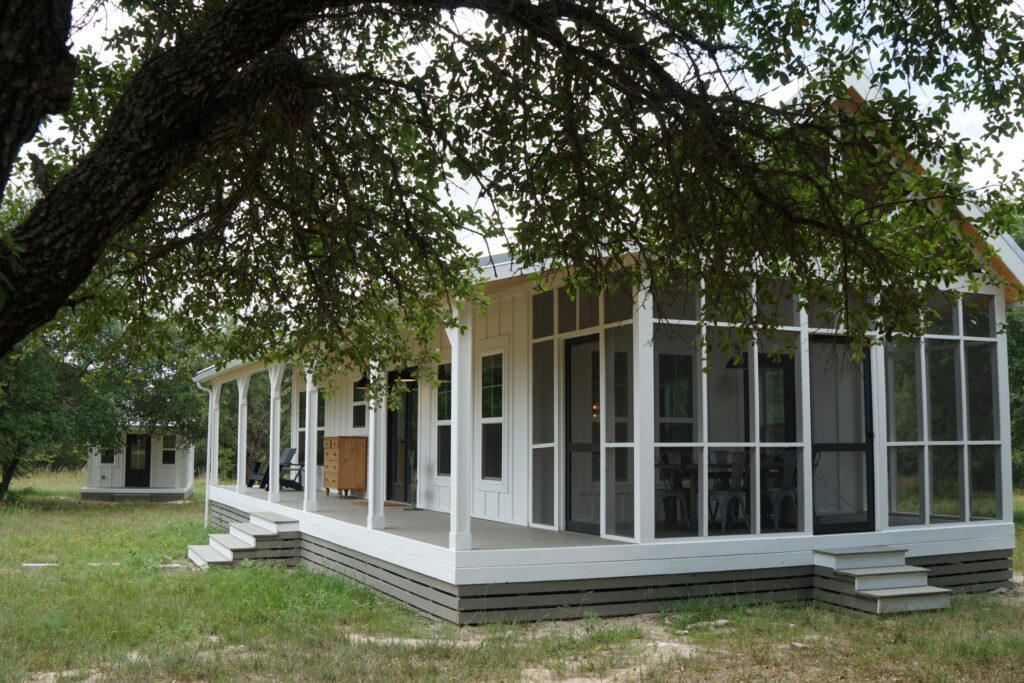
[
  {"left": 366, "top": 364, "right": 387, "bottom": 529},
  {"left": 267, "top": 363, "right": 286, "bottom": 503},
  {"left": 633, "top": 285, "right": 656, "bottom": 542},
  {"left": 235, "top": 374, "right": 251, "bottom": 493},
  {"left": 202, "top": 381, "right": 222, "bottom": 527},
  {"left": 303, "top": 370, "right": 318, "bottom": 512},
  {"left": 446, "top": 304, "right": 473, "bottom": 550}
]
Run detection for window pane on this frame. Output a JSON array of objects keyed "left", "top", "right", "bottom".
[
  {"left": 888, "top": 446, "right": 923, "bottom": 525},
  {"left": 926, "top": 342, "right": 961, "bottom": 441},
  {"left": 970, "top": 445, "right": 999, "bottom": 519},
  {"left": 761, "top": 448, "right": 799, "bottom": 532},
  {"left": 709, "top": 448, "right": 751, "bottom": 534},
  {"left": 605, "top": 447, "right": 634, "bottom": 537},
  {"left": 604, "top": 288, "right": 633, "bottom": 323},
  {"left": 353, "top": 380, "right": 366, "bottom": 403},
  {"left": 809, "top": 339, "right": 865, "bottom": 443},
  {"left": 437, "top": 363, "right": 452, "bottom": 421},
  {"left": 653, "top": 286, "right": 699, "bottom": 321},
  {"left": 654, "top": 324, "right": 699, "bottom": 442},
  {"left": 655, "top": 447, "right": 698, "bottom": 538},
  {"left": 707, "top": 330, "right": 751, "bottom": 443},
  {"left": 299, "top": 390, "right": 307, "bottom": 427},
  {"left": 558, "top": 287, "right": 577, "bottom": 333},
  {"left": 758, "top": 333, "right": 800, "bottom": 443},
  {"left": 317, "top": 393, "right": 325, "bottom": 428},
  {"left": 532, "top": 290, "right": 554, "bottom": 339},
  {"left": 532, "top": 342, "right": 554, "bottom": 444},
  {"left": 482, "top": 423, "right": 502, "bottom": 479},
  {"left": 532, "top": 447, "right": 555, "bottom": 525},
  {"left": 162, "top": 450, "right": 175, "bottom": 465},
  {"left": 101, "top": 449, "right": 114, "bottom": 464},
  {"left": 605, "top": 325, "right": 633, "bottom": 443},
  {"left": 966, "top": 341, "right": 997, "bottom": 441},
  {"left": 926, "top": 292, "right": 957, "bottom": 335},
  {"left": 481, "top": 354, "right": 502, "bottom": 418},
  {"left": 885, "top": 341, "right": 921, "bottom": 442},
  {"left": 962, "top": 294, "right": 995, "bottom": 337},
  {"left": 930, "top": 445, "right": 962, "bottom": 523},
  {"left": 437, "top": 425, "right": 451, "bottom": 476},
  {"left": 352, "top": 405, "right": 366, "bottom": 429},
  {"left": 579, "top": 290, "right": 600, "bottom": 329}
]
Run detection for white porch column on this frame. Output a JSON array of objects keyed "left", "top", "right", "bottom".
[
  {"left": 202, "top": 381, "right": 222, "bottom": 527},
  {"left": 633, "top": 285, "right": 656, "bottom": 542},
  {"left": 267, "top": 363, "right": 286, "bottom": 503},
  {"left": 235, "top": 374, "right": 251, "bottom": 493},
  {"left": 303, "top": 370, "right": 318, "bottom": 512},
  {"left": 446, "top": 305, "right": 473, "bottom": 550},
  {"left": 366, "top": 365, "right": 387, "bottom": 529}
]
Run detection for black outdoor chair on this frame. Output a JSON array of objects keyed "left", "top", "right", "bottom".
[{"left": 246, "top": 447, "right": 300, "bottom": 490}]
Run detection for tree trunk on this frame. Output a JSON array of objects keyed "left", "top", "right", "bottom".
[
  {"left": 0, "top": 456, "right": 20, "bottom": 502},
  {"left": 0, "top": 0, "right": 76, "bottom": 196},
  {"left": 0, "top": 0, "right": 328, "bottom": 357}
]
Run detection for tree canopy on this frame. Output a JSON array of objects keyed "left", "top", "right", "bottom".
[{"left": 2, "top": 0, "right": 1023, "bottom": 384}]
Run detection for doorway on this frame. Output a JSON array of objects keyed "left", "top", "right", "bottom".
[
  {"left": 809, "top": 337, "right": 874, "bottom": 533},
  {"left": 386, "top": 368, "right": 418, "bottom": 504},
  {"left": 124, "top": 434, "right": 151, "bottom": 488},
  {"left": 565, "top": 335, "right": 601, "bottom": 534}
]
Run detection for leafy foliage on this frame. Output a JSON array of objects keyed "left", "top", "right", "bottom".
[{"left": 3, "top": 0, "right": 1024, "bottom": 385}]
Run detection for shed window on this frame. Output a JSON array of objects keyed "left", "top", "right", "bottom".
[{"left": 162, "top": 435, "right": 176, "bottom": 465}]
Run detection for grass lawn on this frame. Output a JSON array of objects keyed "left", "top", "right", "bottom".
[{"left": 1, "top": 469, "right": 1022, "bottom": 681}]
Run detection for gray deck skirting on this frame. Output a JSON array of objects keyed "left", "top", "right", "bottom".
[{"left": 206, "top": 501, "right": 1012, "bottom": 624}]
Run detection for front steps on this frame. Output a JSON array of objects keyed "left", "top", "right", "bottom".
[
  {"left": 812, "top": 546, "right": 951, "bottom": 614},
  {"left": 188, "top": 511, "right": 300, "bottom": 568}
]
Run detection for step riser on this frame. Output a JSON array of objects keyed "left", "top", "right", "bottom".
[
  {"left": 832, "top": 554, "right": 907, "bottom": 570},
  {"left": 878, "top": 595, "right": 951, "bottom": 613},
  {"left": 855, "top": 573, "right": 929, "bottom": 591},
  {"left": 250, "top": 516, "right": 300, "bottom": 534},
  {"left": 187, "top": 547, "right": 208, "bottom": 568}
]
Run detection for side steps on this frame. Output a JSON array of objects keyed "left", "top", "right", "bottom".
[
  {"left": 188, "top": 511, "right": 300, "bottom": 568},
  {"left": 813, "top": 547, "right": 951, "bottom": 614}
]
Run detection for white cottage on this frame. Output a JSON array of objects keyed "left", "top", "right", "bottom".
[
  {"left": 189, "top": 238, "right": 1024, "bottom": 623},
  {"left": 82, "top": 428, "right": 194, "bottom": 501}
]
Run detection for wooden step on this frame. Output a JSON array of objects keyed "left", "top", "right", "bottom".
[
  {"left": 813, "top": 546, "right": 907, "bottom": 570},
  {"left": 188, "top": 544, "right": 232, "bottom": 569},
  {"left": 836, "top": 565, "right": 931, "bottom": 591},
  {"left": 858, "top": 585, "right": 952, "bottom": 613},
  {"left": 209, "top": 533, "right": 252, "bottom": 560},
  {"left": 250, "top": 511, "right": 300, "bottom": 534},
  {"left": 230, "top": 522, "right": 279, "bottom": 546}
]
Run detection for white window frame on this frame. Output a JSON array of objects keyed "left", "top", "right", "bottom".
[
  {"left": 435, "top": 358, "right": 453, "bottom": 479},
  {"left": 475, "top": 336, "right": 509, "bottom": 491}
]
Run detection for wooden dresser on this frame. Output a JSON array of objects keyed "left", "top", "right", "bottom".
[{"left": 322, "top": 436, "right": 367, "bottom": 497}]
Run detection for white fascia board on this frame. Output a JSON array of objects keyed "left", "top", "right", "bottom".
[
  {"left": 192, "top": 358, "right": 248, "bottom": 383},
  {"left": 993, "top": 233, "right": 1024, "bottom": 305}
]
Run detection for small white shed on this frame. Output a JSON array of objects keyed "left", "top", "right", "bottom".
[{"left": 81, "top": 428, "right": 194, "bottom": 501}]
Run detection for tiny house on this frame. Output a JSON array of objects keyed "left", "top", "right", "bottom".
[
  {"left": 187, "top": 234, "right": 1024, "bottom": 622},
  {"left": 81, "top": 428, "right": 194, "bottom": 501}
]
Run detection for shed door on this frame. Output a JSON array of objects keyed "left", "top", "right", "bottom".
[{"left": 124, "top": 434, "right": 151, "bottom": 488}]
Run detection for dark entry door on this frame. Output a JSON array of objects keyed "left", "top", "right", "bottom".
[
  {"left": 125, "top": 434, "right": 151, "bottom": 488},
  {"left": 809, "top": 337, "right": 874, "bottom": 534},
  {"left": 387, "top": 369, "right": 418, "bottom": 504},
  {"left": 565, "top": 335, "right": 601, "bottom": 534}
]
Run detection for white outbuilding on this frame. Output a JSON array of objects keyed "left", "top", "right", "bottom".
[{"left": 81, "top": 427, "right": 194, "bottom": 501}]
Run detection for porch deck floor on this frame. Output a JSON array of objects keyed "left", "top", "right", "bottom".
[{"left": 219, "top": 485, "right": 623, "bottom": 550}]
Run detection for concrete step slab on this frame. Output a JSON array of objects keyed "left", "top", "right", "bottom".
[
  {"left": 230, "top": 522, "right": 278, "bottom": 546},
  {"left": 209, "top": 533, "right": 252, "bottom": 560},
  {"left": 814, "top": 547, "right": 907, "bottom": 570}
]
